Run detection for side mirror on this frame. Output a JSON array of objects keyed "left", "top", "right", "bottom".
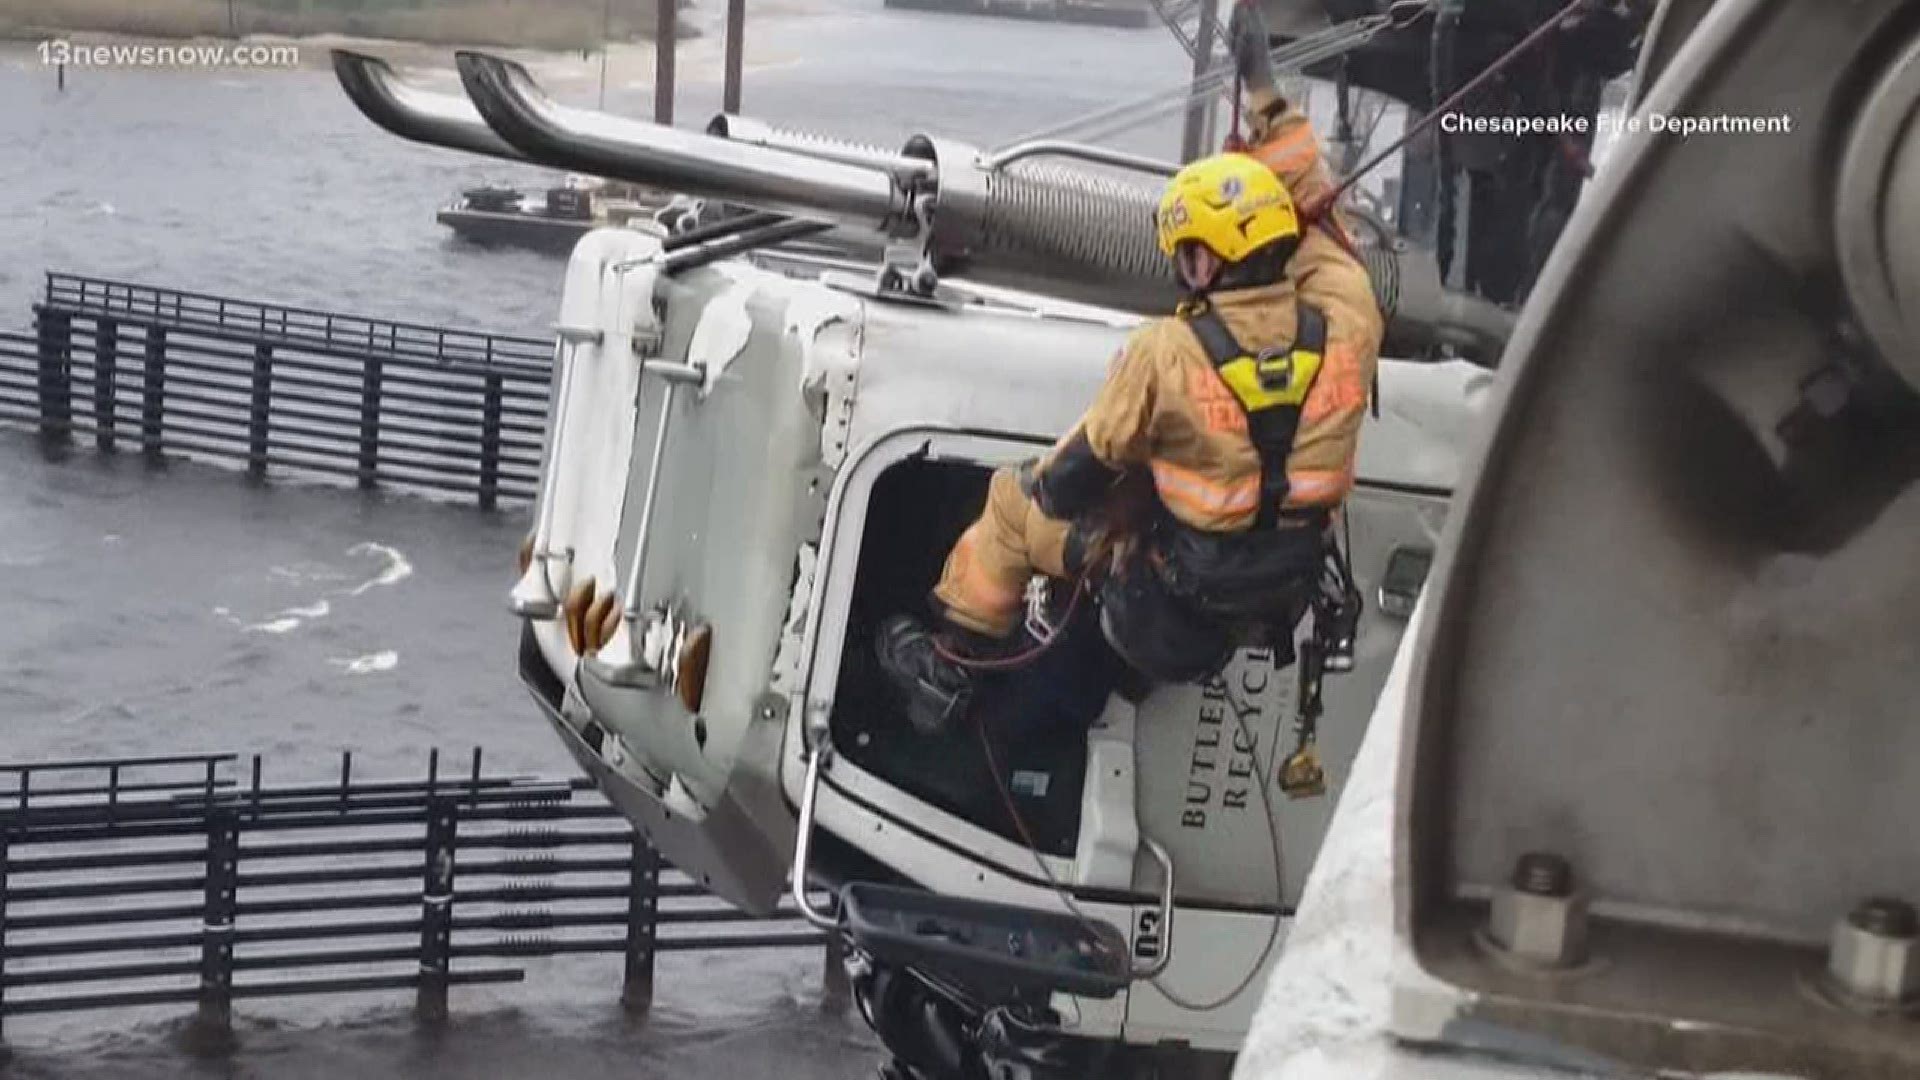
[{"left": 1378, "top": 545, "right": 1432, "bottom": 619}]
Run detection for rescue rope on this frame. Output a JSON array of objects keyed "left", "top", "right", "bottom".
[
  {"left": 931, "top": 573, "right": 1091, "bottom": 672},
  {"left": 972, "top": 675, "right": 1288, "bottom": 1014},
  {"left": 1223, "top": 68, "right": 1246, "bottom": 153}
]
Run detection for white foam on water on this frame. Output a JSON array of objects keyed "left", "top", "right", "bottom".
[
  {"left": 239, "top": 598, "right": 333, "bottom": 634},
  {"left": 346, "top": 543, "right": 413, "bottom": 595},
  {"left": 330, "top": 650, "right": 399, "bottom": 675},
  {"left": 271, "top": 562, "right": 351, "bottom": 584}
]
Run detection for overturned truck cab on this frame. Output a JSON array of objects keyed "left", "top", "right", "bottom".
[
  {"left": 507, "top": 227, "right": 1488, "bottom": 1067},
  {"left": 327, "top": 30, "right": 1520, "bottom": 1078}
]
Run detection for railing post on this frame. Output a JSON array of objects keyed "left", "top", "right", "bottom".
[
  {"left": 249, "top": 343, "right": 273, "bottom": 482},
  {"left": 35, "top": 307, "right": 73, "bottom": 448},
  {"left": 93, "top": 318, "right": 118, "bottom": 453},
  {"left": 195, "top": 808, "right": 239, "bottom": 1040},
  {"left": 654, "top": 0, "right": 677, "bottom": 124},
  {"left": 142, "top": 326, "right": 167, "bottom": 463},
  {"left": 358, "top": 355, "right": 383, "bottom": 490},
  {"left": 622, "top": 835, "right": 660, "bottom": 1015},
  {"left": 479, "top": 372, "right": 503, "bottom": 511},
  {"left": 1, "top": 831, "right": 10, "bottom": 1044},
  {"left": 823, "top": 932, "right": 851, "bottom": 1012},
  {"left": 723, "top": 0, "right": 746, "bottom": 113},
  {"left": 416, "top": 793, "right": 457, "bottom": 1025}
]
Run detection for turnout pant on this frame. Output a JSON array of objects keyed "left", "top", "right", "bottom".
[{"left": 932, "top": 467, "right": 1076, "bottom": 638}]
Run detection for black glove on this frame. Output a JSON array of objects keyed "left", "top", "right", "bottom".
[
  {"left": 1228, "top": 0, "right": 1278, "bottom": 94},
  {"left": 1031, "top": 433, "right": 1120, "bottom": 520}
]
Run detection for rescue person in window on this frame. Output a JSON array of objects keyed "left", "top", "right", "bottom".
[{"left": 874, "top": 149, "right": 1384, "bottom": 736}]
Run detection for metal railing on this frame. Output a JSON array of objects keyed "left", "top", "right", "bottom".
[
  {"left": 0, "top": 750, "right": 833, "bottom": 1043},
  {"left": 0, "top": 274, "right": 556, "bottom": 510},
  {"left": 42, "top": 274, "right": 552, "bottom": 374}
]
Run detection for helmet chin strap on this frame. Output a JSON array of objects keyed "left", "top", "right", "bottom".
[{"left": 1176, "top": 244, "right": 1223, "bottom": 293}]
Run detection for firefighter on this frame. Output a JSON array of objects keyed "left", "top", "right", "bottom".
[{"left": 874, "top": 150, "right": 1384, "bottom": 736}]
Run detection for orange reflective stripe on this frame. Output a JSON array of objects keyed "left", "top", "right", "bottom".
[
  {"left": 944, "top": 529, "right": 1024, "bottom": 613},
  {"left": 1254, "top": 124, "right": 1320, "bottom": 177},
  {"left": 1151, "top": 459, "right": 1260, "bottom": 520},
  {"left": 1283, "top": 466, "right": 1354, "bottom": 507}
]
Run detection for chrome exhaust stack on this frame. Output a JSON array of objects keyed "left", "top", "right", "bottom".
[
  {"left": 332, "top": 50, "right": 531, "bottom": 164},
  {"left": 454, "top": 52, "right": 914, "bottom": 236},
  {"left": 329, "top": 48, "right": 1422, "bottom": 322},
  {"left": 705, "top": 114, "right": 935, "bottom": 186}
]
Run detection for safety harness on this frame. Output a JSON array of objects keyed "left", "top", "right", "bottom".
[
  {"left": 1180, "top": 299, "right": 1329, "bottom": 528},
  {"left": 1174, "top": 298, "right": 1361, "bottom": 797}
]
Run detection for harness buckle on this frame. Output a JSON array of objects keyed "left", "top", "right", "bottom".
[{"left": 1252, "top": 347, "right": 1295, "bottom": 392}]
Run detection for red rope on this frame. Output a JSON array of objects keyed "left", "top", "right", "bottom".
[
  {"left": 931, "top": 574, "right": 1090, "bottom": 672},
  {"left": 1222, "top": 0, "right": 1249, "bottom": 152},
  {"left": 1224, "top": 76, "right": 1246, "bottom": 153}
]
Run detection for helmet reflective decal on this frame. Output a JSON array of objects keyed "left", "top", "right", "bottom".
[{"left": 1156, "top": 151, "right": 1301, "bottom": 263}]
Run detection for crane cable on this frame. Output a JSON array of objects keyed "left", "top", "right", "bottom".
[
  {"left": 1303, "top": 0, "right": 1595, "bottom": 222},
  {"left": 998, "top": 7, "right": 1425, "bottom": 152}
]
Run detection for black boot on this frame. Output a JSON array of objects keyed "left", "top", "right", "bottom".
[{"left": 874, "top": 615, "right": 990, "bottom": 737}]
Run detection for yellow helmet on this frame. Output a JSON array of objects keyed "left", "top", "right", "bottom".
[{"left": 1154, "top": 153, "right": 1300, "bottom": 263}]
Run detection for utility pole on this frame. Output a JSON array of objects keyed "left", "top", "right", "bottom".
[
  {"left": 654, "top": 0, "right": 676, "bottom": 124},
  {"left": 722, "top": 0, "right": 745, "bottom": 114},
  {"left": 227, "top": 0, "right": 237, "bottom": 38},
  {"left": 1178, "top": 0, "right": 1222, "bottom": 162},
  {"left": 598, "top": 0, "right": 615, "bottom": 110}
]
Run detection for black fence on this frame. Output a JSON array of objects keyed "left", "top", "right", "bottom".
[
  {"left": 0, "top": 273, "right": 555, "bottom": 510},
  {"left": 0, "top": 750, "right": 833, "bottom": 1043}
]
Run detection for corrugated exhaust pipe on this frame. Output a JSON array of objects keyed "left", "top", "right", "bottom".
[
  {"left": 905, "top": 135, "right": 1178, "bottom": 313},
  {"left": 332, "top": 50, "right": 529, "bottom": 163},
  {"left": 454, "top": 52, "right": 912, "bottom": 235},
  {"left": 1388, "top": 245, "right": 1516, "bottom": 363}
]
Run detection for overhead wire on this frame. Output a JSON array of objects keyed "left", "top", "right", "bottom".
[
  {"left": 1001, "top": 7, "right": 1429, "bottom": 151},
  {"left": 1307, "top": 0, "right": 1595, "bottom": 217}
]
